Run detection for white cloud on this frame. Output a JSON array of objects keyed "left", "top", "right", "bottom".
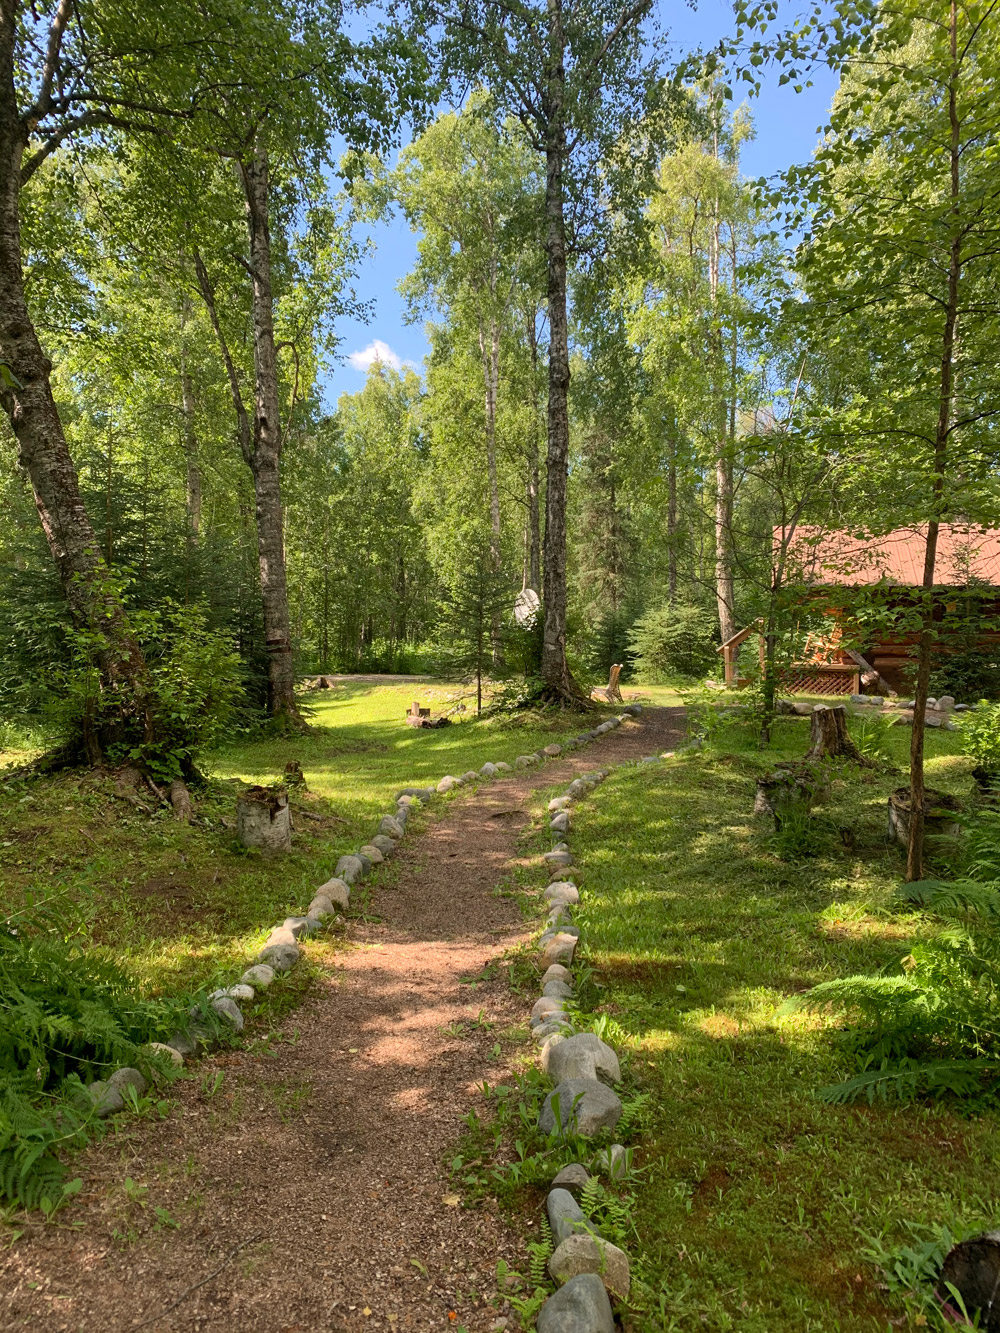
[{"left": 347, "top": 339, "right": 403, "bottom": 373}]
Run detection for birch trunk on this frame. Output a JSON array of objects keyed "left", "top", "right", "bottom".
[
  {"left": 0, "top": 20, "right": 152, "bottom": 762},
  {"left": 540, "top": 0, "right": 583, "bottom": 701}
]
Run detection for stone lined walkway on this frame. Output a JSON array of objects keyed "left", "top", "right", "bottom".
[{"left": 0, "top": 707, "right": 684, "bottom": 1333}]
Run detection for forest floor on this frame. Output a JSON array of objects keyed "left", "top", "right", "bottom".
[{"left": 0, "top": 694, "right": 684, "bottom": 1333}]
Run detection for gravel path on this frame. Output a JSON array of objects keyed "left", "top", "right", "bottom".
[{"left": 1, "top": 707, "right": 684, "bottom": 1333}]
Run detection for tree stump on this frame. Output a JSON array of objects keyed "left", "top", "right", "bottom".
[
  {"left": 754, "top": 763, "right": 823, "bottom": 827},
  {"left": 937, "top": 1231, "right": 1000, "bottom": 1331},
  {"left": 590, "top": 664, "right": 623, "bottom": 704},
  {"left": 284, "top": 760, "right": 307, "bottom": 789},
  {"left": 887, "top": 786, "right": 962, "bottom": 849},
  {"left": 236, "top": 785, "right": 291, "bottom": 853},
  {"left": 806, "top": 705, "right": 871, "bottom": 765}
]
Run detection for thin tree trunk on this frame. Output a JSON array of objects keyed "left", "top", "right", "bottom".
[
  {"left": 0, "top": 24, "right": 152, "bottom": 762},
  {"left": 907, "top": 1, "right": 962, "bottom": 882},
  {"left": 180, "top": 358, "right": 202, "bottom": 542},
  {"left": 540, "top": 0, "right": 583, "bottom": 701}
]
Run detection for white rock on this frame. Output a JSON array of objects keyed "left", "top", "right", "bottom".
[
  {"left": 316, "top": 878, "right": 351, "bottom": 910},
  {"left": 241, "top": 964, "right": 275, "bottom": 989}
]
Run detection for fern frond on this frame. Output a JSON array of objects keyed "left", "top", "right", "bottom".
[{"left": 817, "top": 1058, "right": 999, "bottom": 1104}]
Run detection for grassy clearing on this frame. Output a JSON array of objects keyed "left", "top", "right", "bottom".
[
  {"left": 542, "top": 712, "right": 1000, "bottom": 1332},
  {"left": 0, "top": 680, "right": 620, "bottom": 996}
]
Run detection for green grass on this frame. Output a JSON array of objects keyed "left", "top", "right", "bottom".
[
  {"left": 554, "top": 713, "right": 1000, "bottom": 1332},
  {"left": 0, "top": 680, "right": 620, "bottom": 997}
]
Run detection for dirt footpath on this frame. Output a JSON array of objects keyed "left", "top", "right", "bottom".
[{"left": 1, "top": 707, "right": 684, "bottom": 1333}]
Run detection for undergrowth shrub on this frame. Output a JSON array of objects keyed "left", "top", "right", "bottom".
[
  {"left": 628, "top": 603, "right": 718, "bottom": 684},
  {"left": 787, "top": 811, "right": 1000, "bottom": 1103},
  {"left": 0, "top": 894, "right": 191, "bottom": 1211}
]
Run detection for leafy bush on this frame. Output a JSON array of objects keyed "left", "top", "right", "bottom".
[
  {"left": 929, "top": 646, "right": 1000, "bottom": 702},
  {"left": 959, "top": 701, "right": 1000, "bottom": 771},
  {"left": 628, "top": 603, "right": 718, "bottom": 683}
]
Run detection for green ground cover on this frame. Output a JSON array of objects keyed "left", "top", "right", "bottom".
[
  {"left": 0, "top": 680, "right": 622, "bottom": 996},
  {"left": 547, "top": 713, "right": 998, "bottom": 1332}
]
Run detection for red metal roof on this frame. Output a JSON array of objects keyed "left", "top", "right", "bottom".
[{"left": 784, "top": 524, "right": 1000, "bottom": 587}]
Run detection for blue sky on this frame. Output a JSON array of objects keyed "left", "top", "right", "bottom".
[{"left": 323, "top": 0, "right": 840, "bottom": 407}]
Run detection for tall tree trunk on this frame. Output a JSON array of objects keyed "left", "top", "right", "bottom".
[
  {"left": 0, "top": 23, "right": 152, "bottom": 762},
  {"left": 540, "top": 0, "right": 583, "bottom": 702},
  {"left": 479, "top": 316, "right": 504, "bottom": 665},
  {"left": 666, "top": 418, "right": 678, "bottom": 602},
  {"left": 709, "top": 113, "right": 735, "bottom": 647},
  {"left": 525, "top": 308, "right": 543, "bottom": 593},
  {"left": 907, "top": 1, "right": 961, "bottom": 881}
]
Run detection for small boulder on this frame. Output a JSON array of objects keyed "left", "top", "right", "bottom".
[
  {"left": 544, "top": 850, "right": 574, "bottom": 868},
  {"left": 316, "top": 877, "right": 350, "bottom": 910},
  {"left": 533, "top": 1019, "right": 575, "bottom": 1042},
  {"left": 543, "top": 744, "right": 563, "bottom": 757},
  {"left": 495, "top": 761, "right": 512, "bottom": 773},
  {"left": 480, "top": 762, "right": 498, "bottom": 778},
  {"left": 545, "top": 882, "right": 580, "bottom": 906},
  {"left": 359, "top": 843, "right": 384, "bottom": 865},
  {"left": 336, "top": 854, "right": 366, "bottom": 884},
  {"left": 397, "top": 787, "right": 434, "bottom": 802},
  {"left": 460, "top": 770, "right": 479, "bottom": 783},
  {"left": 542, "top": 963, "right": 573, "bottom": 986},
  {"left": 164, "top": 1031, "right": 198, "bottom": 1058},
  {"left": 210, "top": 996, "right": 244, "bottom": 1031},
  {"left": 548, "top": 1234, "right": 630, "bottom": 1301},
  {"left": 282, "top": 915, "right": 321, "bottom": 938},
  {"left": 567, "top": 779, "right": 591, "bottom": 797},
  {"left": 532, "top": 996, "right": 566, "bottom": 1022},
  {"left": 148, "top": 1041, "right": 184, "bottom": 1068},
  {"left": 552, "top": 1162, "right": 591, "bottom": 1198},
  {"left": 437, "top": 775, "right": 459, "bottom": 794},
  {"left": 108, "top": 1067, "right": 148, "bottom": 1098},
  {"left": 541, "top": 933, "right": 577, "bottom": 968},
  {"left": 594, "top": 1144, "right": 627, "bottom": 1180},
  {"left": 550, "top": 811, "right": 570, "bottom": 834},
  {"left": 515, "top": 754, "right": 537, "bottom": 768},
  {"left": 86, "top": 1081, "right": 124, "bottom": 1118},
  {"left": 241, "top": 963, "right": 276, "bottom": 989},
  {"left": 547, "top": 1187, "right": 590, "bottom": 1245},
  {"left": 539, "top": 1079, "right": 623, "bottom": 1137},
  {"left": 937, "top": 695, "right": 956, "bottom": 711},
  {"left": 264, "top": 926, "right": 298, "bottom": 949},
  {"left": 622, "top": 704, "right": 642, "bottom": 716},
  {"left": 536, "top": 1274, "right": 614, "bottom": 1333},
  {"left": 543, "top": 1033, "right": 621, "bottom": 1085},
  {"left": 371, "top": 834, "right": 397, "bottom": 856},
  {"left": 308, "top": 894, "right": 335, "bottom": 918},
  {"left": 543, "top": 979, "right": 574, "bottom": 999},
  {"left": 377, "top": 815, "right": 404, "bottom": 839},
  {"left": 209, "top": 984, "right": 254, "bottom": 1002},
  {"left": 549, "top": 797, "right": 572, "bottom": 812},
  {"left": 258, "top": 942, "right": 300, "bottom": 972}
]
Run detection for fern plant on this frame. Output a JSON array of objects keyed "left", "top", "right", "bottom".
[
  {"left": 789, "top": 867, "right": 1000, "bottom": 1103},
  {"left": 0, "top": 893, "right": 191, "bottom": 1209}
]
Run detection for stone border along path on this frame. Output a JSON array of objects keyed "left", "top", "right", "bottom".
[
  {"left": 523, "top": 735, "right": 673, "bottom": 1333},
  {"left": 6, "top": 704, "right": 687, "bottom": 1333},
  {"left": 74, "top": 708, "right": 643, "bottom": 1126}
]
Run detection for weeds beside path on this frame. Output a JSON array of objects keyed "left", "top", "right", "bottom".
[{"left": 0, "top": 706, "right": 684, "bottom": 1332}]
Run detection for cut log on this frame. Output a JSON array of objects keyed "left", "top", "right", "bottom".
[
  {"left": 937, "top": 1231, "right": 1000, "bottom": 1331},
  {"left": 806, "top": 705, "right": 872, "bottom": 765},
  {"left": 844, "top": 649, "right": 895, "bottom": 698},
  {"left": 284, "top": 760, "right": 307, "bottom": 788},
  {"left": 236, "top": 785, "right": 291, "bottom": 853}
]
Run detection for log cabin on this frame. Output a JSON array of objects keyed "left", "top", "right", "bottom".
[{"left": 718, "top": 525, "right": 1000, "bottom": 694}]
